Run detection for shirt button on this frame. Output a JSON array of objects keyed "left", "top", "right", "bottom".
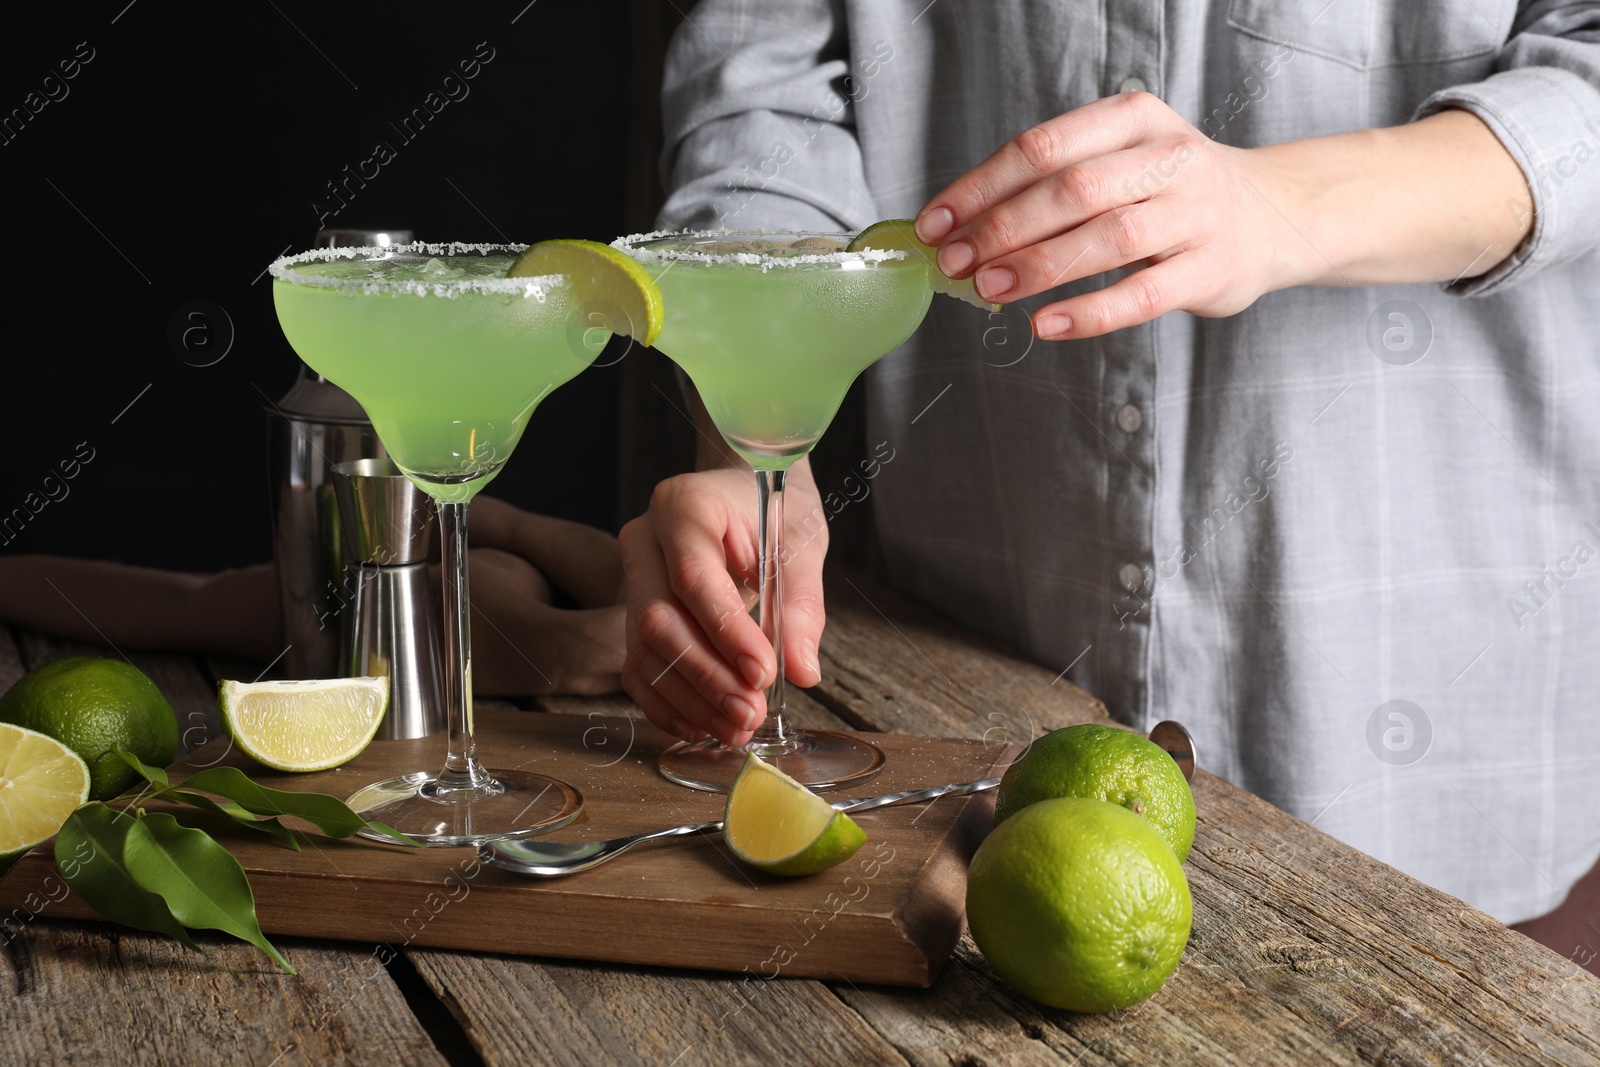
[
  {"left": 1116, "top": 403, "right": 1143, "bottom": 433},
  {"left": 1119, "top": 563, "right": 1145, "bottom": 592},
  {"left": 1118, "top": 77, "right": 1147, "bottom": 94}
]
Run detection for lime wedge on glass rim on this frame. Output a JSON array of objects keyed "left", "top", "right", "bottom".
[
  {"left": 219, "top": 677, "right": 390, "bottom": 773},
  {"left": 506, "top": 239, "right": 666, "bottom": 347},
  {"left": 847, "top": 218, "right": 1001, "bottom": 311},
  {"left": 723, "top": 754, "right": 867, "bottom": 876},
  {"left": 0, "top": 722, "right": 91, "bottom": 875}
]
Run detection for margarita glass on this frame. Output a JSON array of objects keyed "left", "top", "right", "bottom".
[
  {"left": 616, "top": 230, "right": 933, "bottom": 791},
  {"left": 270, "top": 242, "right": 601, "bottom": 845}
]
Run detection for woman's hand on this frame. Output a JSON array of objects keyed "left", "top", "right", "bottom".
[
  {"left": 618, "top": 463, "right": 828, "bottom": 747},
  {"left": 913, "top": 91, "right": 1294, "bottom": 340},
  {"left": 914, "top": 93, "right": 1532, "bottom": 340}
]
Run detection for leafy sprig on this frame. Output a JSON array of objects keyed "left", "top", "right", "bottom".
[{"left": 52, "top": 749, "right": 418, "bottom": 973}]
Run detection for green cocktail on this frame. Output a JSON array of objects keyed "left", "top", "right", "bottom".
[
  {"left": 616, "top": 231, "right": 933, "bottom": 791},
  {"left": 647, "top": 246, "right": 931, "bottom": 468},
  {"left": 273, "top": 247, "right": 600, "bottom": 502},
  {"left": 269, "top": 242, "right": 603, "bottom": 845}
]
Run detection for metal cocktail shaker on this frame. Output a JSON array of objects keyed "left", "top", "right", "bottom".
[
  {"left": 267, "top": 227, "right": 412, "bottom": 680},
  {"left": 332, "top": 458, "right": 444, "bottom": 739}
]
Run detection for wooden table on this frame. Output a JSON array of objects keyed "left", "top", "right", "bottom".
[{"left": 3, "top": 570, "right": 1597, "bottom": 1066}]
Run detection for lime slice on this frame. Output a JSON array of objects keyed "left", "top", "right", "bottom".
[
  {"left": 506, "top": 239, "right": 665, "bottom": 347},
  {"left": 723, "top": 754, "right": 866, "bottom": 876},
  {"left": 219, "top": 677, "right": 389, "bottom": 773},
  {"left": 847, "top": 219, "right": 1001, "bottom": 311},
  {"left": 0, "top": 722, "right": 91, "bottom": 874}
]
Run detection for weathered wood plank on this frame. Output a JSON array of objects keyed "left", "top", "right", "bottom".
[
  {"left": 838, "top": 783, "right": 1600, "bottom": 1067},
  {"left": 407, "top": 951, "right": 910, "bottom": 1067},
  {"left": 814, "top": 569, "right": 1600, "bottom": 1067},
  {"left": 0, "top": 921, "right": 449, "bottom": 1066},
  {"left": 1172, "top": 774, "right": 1600, "bottom": 1066},
  {"left": 815, "top": 569, "right": 1109, "bottom": 739}
]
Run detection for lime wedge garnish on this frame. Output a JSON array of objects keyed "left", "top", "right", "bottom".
[
  {"left": 847, "top": 218, "right": 1001, "bottom": 311},
  {"left": 219, "top": 677, "right": 389, "bottom": 773},
  {"left": 723, "top": 754, "right": 866, "bottom": 877},
  {"left": 0, "top": 722, "right": 91, "bottom": 874},
  {"left": 507, "top": 239, "right": 665, "bottom": 347}
]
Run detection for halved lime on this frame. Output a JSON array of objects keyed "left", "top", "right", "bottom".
[
  {"left": 723, "top": 754, "right": 866, "bottom": 876},
  {"left": 0, "top": 656, "right": 178, "bottom": 802},
  {"left": 219, "top": 677, "right": 389, "bottom": 773},
  {"left": 506, "top": 239, "right": 666, "bottom": 347},
  {"left": 847, "top": 219, "right": 1001, "bottom": 311},
  {"left": 0, "top": 722, "right": 91, "bottom": 875}
]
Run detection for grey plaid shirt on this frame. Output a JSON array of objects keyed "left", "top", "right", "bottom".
[{"left": 656, "top": 0, "right": 1600, "bottom": 924}]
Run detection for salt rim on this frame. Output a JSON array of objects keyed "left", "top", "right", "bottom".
[
  {"left": 267, "top": 241, "right": 563, "bottom": 299},
  {"left": 612, "top": 229, "right": 910, "bottom": 273}
]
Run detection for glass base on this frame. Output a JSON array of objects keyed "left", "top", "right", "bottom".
[
  {"left": 659, "top": 730, "right": 886, "bottom": 793},
  {"left": 347, "top": 768, "right": 583, "bottom": 847}
]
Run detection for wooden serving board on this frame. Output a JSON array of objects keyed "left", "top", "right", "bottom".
[{"left": 1, "top": 710, "right": 1005, "bottom": 987}]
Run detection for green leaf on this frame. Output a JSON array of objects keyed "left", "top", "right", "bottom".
[
  {"left": 117, "top": 748, "right": 172, "bottom": 791},
  {"left": 118, "top": 747, "right": 412, "bottom": 847},
  {"left": 116, "top": 748, "right": 300, "bottom": 850},
  {"left": 121, "top": 812, "right": 295, "bottom": 974},
  {"left": 168, "top": 790, "right": 302, "bottom": 851},
  {"left": 181, "top": 766, "right": 415, "bottom": 846},
  {"left": 54, "top": 804, "right": 198, "bottom": 951}
]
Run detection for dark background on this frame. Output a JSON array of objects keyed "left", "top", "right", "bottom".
[{"left": 1, "top": 1, "right": 694, "bottom": 573}]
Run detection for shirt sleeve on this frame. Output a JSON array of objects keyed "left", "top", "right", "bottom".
[
  {"left": 1416, "top": 2, "right": 1600, "bottom": 295},
  {"left": 656, "top": 0, "right": 876, "bottom": 233}
]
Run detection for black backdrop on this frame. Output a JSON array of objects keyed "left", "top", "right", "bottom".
[{"left": 1, "top": 1, "right": 634, "bottom": 572}]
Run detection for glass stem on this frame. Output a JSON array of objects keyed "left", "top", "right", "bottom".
[
  {"left": 750, "top": 468, "right": 793, "bottom": 753},
  {"left": 435, "top": 500, "right": 491, "bottom": 792}
]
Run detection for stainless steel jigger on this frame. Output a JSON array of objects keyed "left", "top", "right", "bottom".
[{"left": 332, "top": 458, "right": 444, "bottom": 740}]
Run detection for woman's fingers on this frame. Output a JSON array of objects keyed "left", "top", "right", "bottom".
[
  {"left": 620, "top": 462, "right": 834, "bottom": 738},
  {"left": 908, "top": 93, "right": 1264, "bottom": 334},
  {"left": 619, "top": 509, "right": 766, "bottom": 732},
  {"left": 624, "top": 641, "right": 753, "bottom": 746},
  {"left": 1031, "top": 252, "right": 1225, "bottom": 340},
  {"left": 935, "top": 140, "right": 1202, "bottom": 293},
  {"left": 649, "top": 473, "right": 775, "bottom": 688},
  {"left": 973, "top": 194, "right": 1188, "bottom": 305},
  {"left": 915, "top": 92, "right": 1165, "bottom": 244}
]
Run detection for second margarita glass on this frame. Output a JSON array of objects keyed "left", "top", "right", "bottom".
[{"left": 616, "top": 230, "right": 933, "bottom": 792}]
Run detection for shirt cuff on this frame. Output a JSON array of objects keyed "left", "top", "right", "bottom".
[{"left": 1416, "top": 67, "right": 1600, "bottom": 297}]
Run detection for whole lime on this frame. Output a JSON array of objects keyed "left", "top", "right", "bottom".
[
  {"left": 996, "top": 723, "right": 1196, "bottom": 860},
  {"left": 967, "top": 797, "right": 1192, "bottom": 1012},
  {"left": 0, "top": 657, "right": 178, "bottom": 801}
]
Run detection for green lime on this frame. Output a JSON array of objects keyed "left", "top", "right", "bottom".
[
  {"left": 0, "top": 722, "right": 92, "bottom": 876},
  {"left": 996, "top": 723, "right": 1196, "bottom": 860},
  {"left": 967, "top": 797, "right": 1192, "bottom": 1012},
  {"left": 723, "top": 754, "right": 866, "bottom": 877},
  {"left": 219, "top": 676, "right": 389, "bottom": 773},
  {"left": 846, "top": 218, "right": 1001, "bottom": 311},
  {"left": 0, "top": 658, "right": 178, "bottom": 802},
  {"left": 506, "top": 239, "right": 666, "bottom": 347}
]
